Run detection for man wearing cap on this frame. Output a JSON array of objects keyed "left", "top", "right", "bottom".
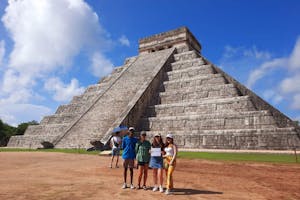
[{"left": 121, "top": 127, "right": 138, "bottom": 189}]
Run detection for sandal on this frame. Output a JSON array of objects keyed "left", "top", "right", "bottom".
[{"left": 136, "top": 185, "right": 142, "bottom": 190}]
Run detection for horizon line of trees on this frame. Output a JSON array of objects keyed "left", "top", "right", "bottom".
[{"left": 0, "top": 119, "right": 39, "bottom": 146}]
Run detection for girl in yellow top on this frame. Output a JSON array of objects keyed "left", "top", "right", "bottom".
[{"left": 163, "top": 133, "right": 177, "bottom": 195}]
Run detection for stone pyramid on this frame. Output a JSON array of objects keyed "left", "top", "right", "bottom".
[{"left": 8, "top": 27, "right": 300, "bottom": 150}]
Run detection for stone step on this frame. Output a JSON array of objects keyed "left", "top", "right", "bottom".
[
  {"left": 140, "top": 111, "right": 277, "bottom": 131},
  {"left": 85, "top": 83, "right": 108, "bottom": 93},
  {"left": 162, "top": 74, "right": 227, "bottom": 91},
  {"left": 55, "top": 136, "right": 101, "bottom": 149},
  {"left": 143, "top": 127, "right": 299, "bottom": 150},
  {"left": 7, "top": 135, "right": 56, "bottom": 148},
  {"left": 167, "top": 64, "right": 216, "bottom": 80},
  {"left": 171, "top": 57, "right": 206, "bottom": 71},
  {"left": 55, "top": 103, "right": 89, "bottom": 115},
  {"left": 174, "top": 50, "right": 199, "bottom": 62},
  {"left": 160, "top": 84, "right": 239, "bottom": 104},
  {"left": 24, "top": 124, "right": 69, "bottom": 136},
  {"left": 71, "top": 92, "right": 99, "bottom": 104},
  {"left": 40, "top": 113, "right": 78, "bottom": 124},
  {"left": 98, "top": 66, "right": 125, "bottom": 84},
  {"left": 147, "top": 96, "right": 255, "bottom": 117}
]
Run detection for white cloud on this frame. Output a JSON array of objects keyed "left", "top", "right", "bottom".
[
  {"left": 2, "top": 0, "right": 107, "bottom": 74},
  {"left": 222, "top": 45, "right": 271, "bottom": 60},
  {"left": 1, "top": 69, "right": 35, "bottom": 95},
  {"left": 119, "top": 35, "right": 130, "bottom": 47},
  {"left": 262, "top": 89, "right": 283, "bottom": 105},
  {"left": 246, "top": 57, "right": 287, "bottom": 88},
  {"left": 243, "top": 46, "right": 271, "bottom": 60},
  {"left": 244, "top": 36, "right": 300, "bottom": 111},
  {"left": 279, "top": 74, "right": 300, "bottom": 94},
  {"left": 90, "top": 51, "right": 114, "bottom": 77},
  {"left": 289, "top": 37, "right": 300, "bottom": 70},
  {"left": 291, "top": 94, "right": 300, "bottom": 109},
  {"left": 0, "top": 0, "right": 115, "bottom": 124},
  {"left": 0, "top": 103, "right": 51, "bottom": 126},
  {"left": 44, "top": 77, "right": 84, "bottom": 102},
  {"left": 247, "top": 37, "right": 300, "bottom": 88},
  {"left": 0, "top": 40, "right": 5, "bottom": 66}
]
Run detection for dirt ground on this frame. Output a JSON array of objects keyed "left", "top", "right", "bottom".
[{"left": 0, "top": 152, "right": 299, "bottom": 200}]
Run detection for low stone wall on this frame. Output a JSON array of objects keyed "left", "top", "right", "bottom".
[{"left": 174, "top": 131, "right": 300, "bottom": 150}]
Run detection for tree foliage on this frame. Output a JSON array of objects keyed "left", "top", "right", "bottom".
[{"left": 0, "top": 119, "right": 39, "bottom": 146}]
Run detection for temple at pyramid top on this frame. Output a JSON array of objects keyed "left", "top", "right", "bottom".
[
  {"left": 138, "top": 27, "right": 201, "bottom": 54},
  {"left": 7, "top": 27, "right": 300, "bottom": 150}
]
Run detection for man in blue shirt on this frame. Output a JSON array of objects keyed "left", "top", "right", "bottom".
[{"left": 122, "top": 127, "right": 138, "bottom": 189}]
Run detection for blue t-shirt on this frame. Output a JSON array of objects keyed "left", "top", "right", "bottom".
[{"left": 122, "top": 136, "right": 138, "bottom": 159}]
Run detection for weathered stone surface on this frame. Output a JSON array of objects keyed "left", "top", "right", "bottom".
[
  {"left": 148, "top": 96, "right": 256, "bottom": 117},
  {"left": 8, "top": 26, "right": 300, "bottom": 150}
]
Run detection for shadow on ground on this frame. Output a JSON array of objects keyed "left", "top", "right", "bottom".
[{"left": 173, "top": 188, "right": 223, "bottom": 196}]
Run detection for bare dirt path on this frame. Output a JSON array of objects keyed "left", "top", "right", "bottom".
[{"left": 0, "top": 152, "right": 299, "bottom": 200}]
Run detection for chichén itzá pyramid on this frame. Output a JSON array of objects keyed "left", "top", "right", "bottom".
[{"left": 7, "top": 27, "right": 300, "bottom": 150}]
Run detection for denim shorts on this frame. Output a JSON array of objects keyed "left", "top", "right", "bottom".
[
  {"left": 112, "top": 148, "right": 120, "bottom": 156},
  {"left": 149, "top": 156, "right": 163, "bottom": 169}
]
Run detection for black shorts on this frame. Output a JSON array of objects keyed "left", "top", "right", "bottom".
[{"left": 138, "top": 161, "right": 149, "bottom": 166}]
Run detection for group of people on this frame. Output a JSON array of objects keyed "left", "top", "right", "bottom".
[{"left": 109, "top": 127, "right": 177, "bottom": 195}]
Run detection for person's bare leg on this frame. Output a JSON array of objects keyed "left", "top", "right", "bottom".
[
  {"left": 110, "top": 155, "right": 114, "bottom": 167},
  {"left": 143, "top": 164, "right": 148, "bottom": 186},
  {"left": 137, "top": 165, "right": 144, "bottom": 187},
  {"left": 153, "top": 169, "right": 158, "bottom": 186},
  {"left": 130, "top": 168, "right": 134, "bottom": 185},
  {"left": 124, "top": 167, "right": 128, "bottom": 184},
  {"left": 116, "top": 155, "right": 119, "bottom": 167},
  {"left": 158, "top": 168, "right": 163, "bottom": 186}
]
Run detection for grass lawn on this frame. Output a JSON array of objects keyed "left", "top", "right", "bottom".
[
  {"left": 177, "top": 151, "right": 299, "bottom": 164},
  {"left": 0, "top": 148, "right": 299, "bottom": 164}
]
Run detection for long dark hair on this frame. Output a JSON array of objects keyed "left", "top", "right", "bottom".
[
  {"left": 165, "top": 137, "right": 173, "bottom": 147},
  {"left": 152, "top": 135, "right": 164, "bottom": 148}
]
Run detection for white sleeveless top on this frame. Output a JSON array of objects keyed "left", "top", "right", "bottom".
[{"left": 164, "top": 145, "right": 174, "bottom": 156}]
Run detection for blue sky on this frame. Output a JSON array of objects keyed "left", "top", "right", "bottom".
[{"left": 0, "top": 0, "right": 299, "bottom": 125}]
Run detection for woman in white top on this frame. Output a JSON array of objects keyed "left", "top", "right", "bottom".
[{"left": 163, "top": 133, "right": 177, "bottom": 195}]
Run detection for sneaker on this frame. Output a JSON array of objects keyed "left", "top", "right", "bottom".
[
  {"left": 159, "top": 185, "right": 164, "bottom": 193},
  {"left": 130, "top": 184, "right": 135, "bottom": 189},
  {"left": 122, "top": 183, "right": 127, "bottom": 189},
  {"left": 165, "top": 189, "right": 172, "bottom": 195},
  {"left": 152, "top": 186, "right": 158, "bottom": 192},
  {"left": 115, "top": 165, "right": 119, "bottom": 168},
  {"left": 143, "top": 185, "right": 147, "bottom": 190}
]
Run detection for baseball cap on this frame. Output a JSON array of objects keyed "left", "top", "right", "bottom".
[
  {"left": 129, "top": 127, "right": 135, "bottom": 131},
  {"left": 140, "top": 131, "right": 147, "bottom": 136},
  {"left": 154, "top": 133, "right": 161, "bottom": 137},
  {"left": 166, "top": 133, "right": 173, "bottom": 139}
]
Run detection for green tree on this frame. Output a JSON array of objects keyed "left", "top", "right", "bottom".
[
  {"left": 0, "top": 119, "right": 39, "bottom": 146},
  {"left": 16, "top": 120, "right": 39, "bottom": 135},
  {"left": 0, "top": 119, "right": 17, "bottom": 146}
]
